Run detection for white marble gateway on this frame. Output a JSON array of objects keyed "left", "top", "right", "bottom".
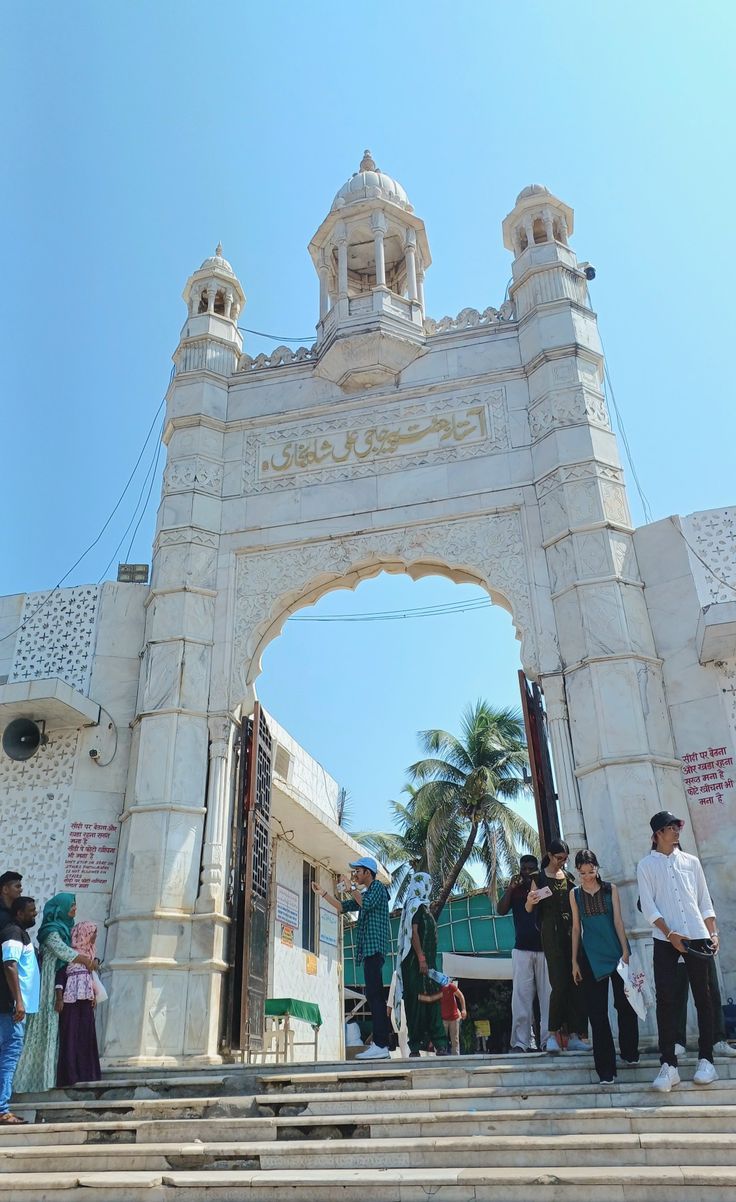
[{"left": 2, "top": 156, "right": 735, "bottom": 1064}]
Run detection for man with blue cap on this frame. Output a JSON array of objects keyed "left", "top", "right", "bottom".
[{"left": 316, "top": 855, "right": 391, "bottom": 1060}]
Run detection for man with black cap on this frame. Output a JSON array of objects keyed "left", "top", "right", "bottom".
[
  {"left": 637, "top": 810, "right": 719, "bottom": 1092},
  {"left": 315, "top": 855, "right": 391, "bottom": 1060},
  {"left": 0, "top": 874, "right": 23, "bottom": 936}
]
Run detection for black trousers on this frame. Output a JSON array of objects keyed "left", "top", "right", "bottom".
[
  {"left": 579, "top": 953, "right": 639, "bottom": 1081},
  {"left": 675, "top": 956, "right": 725, "bottom": 1045},
  {"left": 363, "top": 953, "right": 390, "bottom": 1049},
  {"left": 653, "top": 939, "right": 714, "bottom": 1067}
]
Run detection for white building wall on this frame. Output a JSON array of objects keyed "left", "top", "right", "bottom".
[
  {"left": 635, "top": 512, "right": 736, "bottom": 998},
  {"left": 268, "top": 713, "right": 340, "bottom": 823},
  {"left": 0, "top": 582, "right": 147, "bottom": 958},
  {"left": 268, "top": 835, "right": 344, "bottom": 1062}
]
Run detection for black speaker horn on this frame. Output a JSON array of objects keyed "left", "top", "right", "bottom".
[{"left": 2, "top": 718, "right": 47, "bottom": 761}]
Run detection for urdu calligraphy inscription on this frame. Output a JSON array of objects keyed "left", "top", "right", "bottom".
[{"left": 242, "top": 391, "right": 507, "bottom": 494}]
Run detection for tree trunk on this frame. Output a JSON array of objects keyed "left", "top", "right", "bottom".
[{"left": 430, "top": 821, "right": 479, "bottom": 919}]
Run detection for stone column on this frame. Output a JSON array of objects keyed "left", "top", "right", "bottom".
[
  {"left": 336, "top": 224, "right": 349, "bottom": 298},
  {"left": 196, "top": 714, "right": 233, "bottom": 912},
  {"left": 207, "top": 286, "right": 216, "bottom": 313},
  {"left": 371, "top": 212, "right": 387, "bottom": 288},
  {"left": 540, "top": 673, "right": 586, "bottom": 849},
  {"left": 542, "top": 209, "right": 555, "bottom": 242},
  {"left": 318, "top": 257, "right": 330, "bottom": 318},
  {"left": 405, "top": 229, "right": 418, "bottom": 301},
  {"left": 417, "top": 262, "right": 425, "bottom": 312},
  {"left": 523, "top": 217, "right": 536, "bottom": 249}
]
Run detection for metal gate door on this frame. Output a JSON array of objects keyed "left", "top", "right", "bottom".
[
  {"left": 518, "top": 671, "right": 561, "bottom": 856},
  {"left": 227, "top": 701, "right": 273, "bottom": 1054}
]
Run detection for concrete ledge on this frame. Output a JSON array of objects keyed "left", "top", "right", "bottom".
[{"left": 0, "top": 677, "right": 100, "bottom": 731}]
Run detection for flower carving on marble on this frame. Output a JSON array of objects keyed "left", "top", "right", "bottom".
[
  {"left": 10, "top": 586, "right": 99, "bottom": 693},
  {"left": 424, "top": 302, "right": 515, "bottom": 335},
  {"left": 242, "top": 390, "right": 509, "bottom": 494},
  {"left": 529, "top": 388, "right": 610, "bottom": 442},
  {"left": 164, "top": 456, "right": 223, "bottom": 496},
  {"left": 231, "top": 512, "right": 537, "bottom": 695},
  {"left": 0, "top": 731, "right": 79, "bottom": 906},
  {"left": 684, "top": 510, "right": 736, "bottom": 604}
]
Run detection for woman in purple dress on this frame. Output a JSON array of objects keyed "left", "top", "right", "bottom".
[{"left": 54, "top": 921, "right": 101, "bottom": 1086}]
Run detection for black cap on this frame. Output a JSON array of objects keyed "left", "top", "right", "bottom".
[{"left": 650, "top": 810, "right": 685, "bottom": 834}]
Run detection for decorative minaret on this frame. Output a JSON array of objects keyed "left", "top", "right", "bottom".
[
  {"left": 103, "top": 247, "right": 244, "bottom": 1067},
  {"left": 504, "top": 185, "right": 683, "bottom": 934},
  {"left": 308, "top": 151, "right": 431, "bottom": 389}
]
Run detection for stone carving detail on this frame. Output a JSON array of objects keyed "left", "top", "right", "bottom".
[
  {"left": 0, "top": 731, "right": 79, "bottom": 906},
  {"left": 10, "top": 586, "right": 99, "bottom": 693},
  {"left": 156, "top": 527, "right": 219, "bottom": 549},
  {"left": 164, "top": 457, "right": 223, "bottom": 496},
  {"left": 242, "top": 390, "right": 509, "bottom": 494},
  {"left": 232, "top": 512, "right": 537, "bottom": 690},
  {"left": 684, "top": 509, "right": 736, "bottom": 604},
  {"left": 424, "top": 302, "right": 515, "bottom": 335},
  {"left": 237, "top": 344, "right": 317, "bottom": 372},
  {"left": 529, "top": 388, "right": 610, "bottom": 441},
  {"left": 536, "top": 462, "right": 623, "bottom": 500}
]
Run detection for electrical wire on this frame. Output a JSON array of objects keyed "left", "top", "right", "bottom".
[
  {"left": 289, "top": 597, "right": 492, "bottom": 623},
  {"left": 602, "top": 359, "right": 654, "bottom": 525},
  {"left": 238, "top": 326, "right": 314, "bottom": 343},
  {"left": 0, "top": 373, "right": 171, "bottom": 645},
  {"left": 95, "top": 420, "right": 165, "bottom": 583}
]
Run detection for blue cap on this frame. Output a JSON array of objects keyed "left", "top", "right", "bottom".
[{"left": 349, "top": 856, "right": 378, "bottom": 874}]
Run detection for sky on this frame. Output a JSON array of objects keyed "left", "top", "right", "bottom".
[{"left": 2, "top": 2, "right": 735, "bottom": 846}]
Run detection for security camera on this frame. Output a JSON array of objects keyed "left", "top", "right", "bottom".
[
  {"left": 89, "top": 748, "right": 100, "bottom": 761},
  {"left": 579, "top": 262, "right": 596, "bottom": 281}
]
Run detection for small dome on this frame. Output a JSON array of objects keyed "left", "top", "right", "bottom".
[
  {"left": 331, "top": 150, "right": 412, "bottom": 213},
  {"left": 516, "top": 184, "right": 551, "bottom": 204},
  {"left": 199, "top": 242, "right": 234, "bottom": 275}
]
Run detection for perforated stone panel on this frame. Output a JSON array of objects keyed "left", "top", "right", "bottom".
[{"left": 10, "top": 586, "right": 99, "bottom": 693}]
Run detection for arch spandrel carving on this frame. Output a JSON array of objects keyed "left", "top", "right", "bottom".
[{"left": 231, "top": 512, "right": 539, "bottom": 700}]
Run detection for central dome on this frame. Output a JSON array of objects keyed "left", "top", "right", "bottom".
[
  {"left": 199, "top": 243, "right": 234, "bottom": 275},
  {"left": 331, "top": 151, "right": 412, "bottom": 213}
]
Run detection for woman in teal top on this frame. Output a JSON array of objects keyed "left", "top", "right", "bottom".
[{"left": 571, "top": 850, "right": 639, "bottom": 1085}]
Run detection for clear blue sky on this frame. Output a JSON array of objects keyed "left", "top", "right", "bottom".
[{"left": 3, "top": 3, "right": 735, "bottom": 841}]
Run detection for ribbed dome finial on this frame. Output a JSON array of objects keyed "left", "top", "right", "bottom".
[
  {"left": 215, "top": 241, "right": 223, "bottom": 256},
  {"left": 360, "top": 149, "right": 376, "bottom": 172}
]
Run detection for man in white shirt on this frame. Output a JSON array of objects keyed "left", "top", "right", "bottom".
[{"left": 637, "top": 810, "right": 718, "bottom": 1092}]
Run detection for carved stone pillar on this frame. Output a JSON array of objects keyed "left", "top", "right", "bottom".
[
  {"left": 207, "top": 286, "right": 216, "bottom": 314},
  {"left": 371, "top": 212, "right": 387, "bottom": 288},
  {"left": 224, "top": 291, "right": 233, "bottom": 319},
  {"left": 523, "top": 217, "right": 536, "bottom": 249},
  {"left": 542, "top": 208, "right": 555, "bottom": 242},
  {"left": 318, "top": 256, "right": 330, "bottom": 318},
  {"left": 196, "top": 714, "right": 233, "bottom": 912},
  {"left": 405, "top": 229, "right": 418, "bottom": 301},
  {"left": 541, "top": 673, "right": 586, "bottom": 850},
  {"left": 336, "top": 225, "right": 349, "bottom": 298},
  {"left": 417, "top": 262, "right": 425, "bottom": 312}
]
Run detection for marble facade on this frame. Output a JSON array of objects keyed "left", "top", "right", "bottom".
[{"left": 2, "top": 158, "right": 734, "bottom": 1063}]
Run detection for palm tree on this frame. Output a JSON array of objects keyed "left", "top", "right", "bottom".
[
  {"left": 352, "top": 785, "right": 476, "bottom": 907},
  {"left": 408, "top": 700, "right": 539, "bottom": 917}
]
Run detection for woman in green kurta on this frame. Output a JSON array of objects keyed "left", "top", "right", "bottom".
[
  {"left": 394, "top": 873, "right": 448, "bottom": 1057},
  {"left": 526, "top": 840, "right": 589, "bottom": 1054},
  {"left": 14, "top": 893, "right": 95, "bottom": 1093}
]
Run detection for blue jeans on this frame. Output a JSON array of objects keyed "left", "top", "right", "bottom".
[{"left": 0, "top": 1012, "right": 26, "bottom": 1113}]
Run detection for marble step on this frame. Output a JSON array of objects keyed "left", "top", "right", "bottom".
[
  {"left": 2, "top": 1132, "right": 736, "bottom": 1174},
  {"left": 0, "top": 1163, "right": 734, "bottom": 1202},
  {"left": 4, "top": 1102, "right": 736, "bottom": 1148}
]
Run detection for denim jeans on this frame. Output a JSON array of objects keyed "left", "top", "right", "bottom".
[
  {"left": 363, "top": 953, "right": 390, "bottom": 1049},
  {"left": 0, "top": 1012, "right": 26, "bottom": 1113}
]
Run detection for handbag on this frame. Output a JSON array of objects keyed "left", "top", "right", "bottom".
[
  {"left": 616, "top": 958, "right": 648, "bottom": 1021},
  {"left": 91, "top": 971, "right": 108, "bottom": 1004}
]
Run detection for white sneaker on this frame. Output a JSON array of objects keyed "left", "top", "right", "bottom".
[
  {"left": 713, "top": 1040, "right": 736, "bottom": 1058},
  {"left": 545, "top": 1035, "right": 561, "bottom": 1054},
  {"left": 567, "top": 1035, "right": 591, "bottom": 1052},
  {"left": 355, "top": 1044, "right": 390, "bottom": 1060},
  {"left": 674, "top": 1043, "right": 686, "bottom": 1056},
  {"left": 651, "top": 1063, "right": 680, "bottom": 1092},
  {"left": 693, "top": 1058, "right": 718, "bottom": 1085}
]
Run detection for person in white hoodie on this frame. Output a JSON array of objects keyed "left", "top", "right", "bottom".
[{"left": 637, "top": 810, "right": 719, "bottom": 1092}]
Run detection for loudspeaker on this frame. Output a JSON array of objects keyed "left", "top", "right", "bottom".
[{"left": 2, "top": 718, "right": 47, "bottom": 761}]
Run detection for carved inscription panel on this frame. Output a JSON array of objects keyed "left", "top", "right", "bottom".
[{"left": 242, "top": 390, "right": 508, "bottom": 494}]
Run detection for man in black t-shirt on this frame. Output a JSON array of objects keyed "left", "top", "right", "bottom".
[{"left": 496, "top": 855, "right": 551, "bottom": 1052}]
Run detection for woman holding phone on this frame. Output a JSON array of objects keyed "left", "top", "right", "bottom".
[
  {"left": 526, "top": 839, "right": 589, "bottom": 1054},
  {"left": 571, "top": 849, "right": 639, "bottom": 1084}
]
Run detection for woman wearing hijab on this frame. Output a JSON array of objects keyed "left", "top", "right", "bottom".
[
  {"left": 393, "top": 873, "right": 448, "bottom": 1057},
  {"left": 55, "top": 921, "right": 102, "bottom": 1086},
  {"left": 14, "top": 893, "right": 95, "bottom": 1093}
]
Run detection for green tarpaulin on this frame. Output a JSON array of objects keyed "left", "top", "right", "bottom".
[{"left": 265, "top": 997, "right": 323, "bottom": 1028}]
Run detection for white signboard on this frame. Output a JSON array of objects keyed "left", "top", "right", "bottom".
[
  {"left": 276, "top": 883, "right": 300, "bottom": 929},
  {"left": 319, "top": 905, "right": 339, "bottom": 949},
  {"left": 63, "top": 821, "right": 119, "bottom": 892}
]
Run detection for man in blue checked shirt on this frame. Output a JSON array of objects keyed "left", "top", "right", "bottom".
[{"left": 316, "top": 856, "right": 391, "bottom": 1060}]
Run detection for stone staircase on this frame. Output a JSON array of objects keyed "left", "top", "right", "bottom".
[{"left": 4, "top": 1050, "right": 736, "bottom": 1199}]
